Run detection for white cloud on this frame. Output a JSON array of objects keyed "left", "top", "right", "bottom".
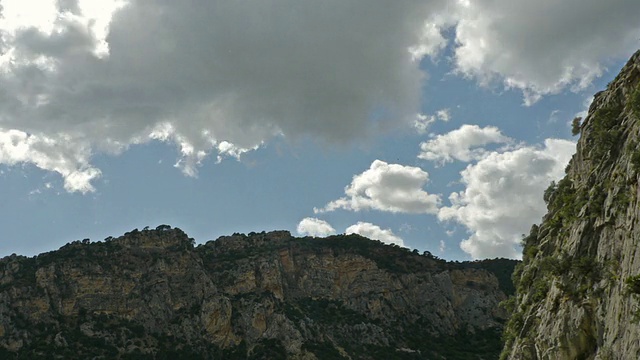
[
  {"left": 436, "top": 109, "right": 451, "bottom": 122},
  {"left": 0, "top": 0, "right": 448, "bottom": 191},
  {"left": 296, "top": 218, "right": 336, "bottom": 237},
  {"left": 346, "top": 222, "right": 404, "bottom": 247},
  {"left": 0, "top": 0, "right": 636, "bottom": 191},
  {"left": 414, "top": 108, "right": 450, "bottom": 134},
  {"left": 0, "top": 129, "right": 100, "bottom": 193},
  {"left": 438, "top": 138, "right": 576, "bottom": 259},
  {"left": 315, "top": 160, "right": 440, "bottom": 214},
  {"left": 418, "top": 124, "right": 511, "bottom": 164},
  {"left": 449, "top": 0, "right": 640, "bottom": 104},
  {"left": 414, "top": 114, "right": 437, "bottom": 134},
  {"left": 439, "top": 240, "right": 446, "bottom": 253},
  {"left": 408, "top": 22, "right": 448, "bottom": 61}
]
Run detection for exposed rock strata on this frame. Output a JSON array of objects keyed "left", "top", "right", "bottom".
[
  {"left": 503, "top": 50, "right": 640, "bottom": 360},
  {"left": 0, "top": 227, "right": 515, "bottom": 359}
]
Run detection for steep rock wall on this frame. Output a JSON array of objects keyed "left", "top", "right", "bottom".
[{"left": 503, "top": 50, "right": 640, "bottom": 360}]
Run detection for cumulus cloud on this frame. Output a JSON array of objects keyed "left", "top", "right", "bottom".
[
  {"left": 438, "top": 139, "right": 576, "bottom": 259},
  {"left": 418, "top": 125, "right": 511, "bottom": 164},
  {"left": 0, "top": 0, "right": 448, "bottom": 191},
  {"left": 450, "top": 0, "right": 640, "bottom": 104},
  {"left": 0, "top": 0, "right": 636, "bottom": 191},
  {"left": 296, "top": 217, "right": 336, "bottom": 237},
  {"left": 414, "top": 108, "right": 451, "bottom": 134},
  {"left": 315, "top": 160, "right": 440, "bottom": 214},
  {"left": 0, "top": 129, "right": 100, "bottom": 193},
  {"left": 346, "top": 222, "right": 404, "bottom": 247}
]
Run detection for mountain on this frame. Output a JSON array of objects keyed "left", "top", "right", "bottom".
[
  {"left": 0, "top": 227, "right": 516, "bottom": 359},
  {"left": 502, "top": 50, "right": 640, "bottom": 359}
]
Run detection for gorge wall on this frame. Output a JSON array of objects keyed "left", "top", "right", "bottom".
[{"left": 503, "top": 50, "right": 640, "bottom": 360}]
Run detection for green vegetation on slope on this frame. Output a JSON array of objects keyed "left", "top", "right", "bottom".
[{"left": 1, "top": 227, "right": 518, "bottom": 359}]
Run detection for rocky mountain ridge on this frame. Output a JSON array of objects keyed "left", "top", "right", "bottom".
[
  {"left": 1, "top": 226, "right": 516, "bottom": 359},
  {"left": 502, "top": 49, "right": 640, "bottom": 359}
]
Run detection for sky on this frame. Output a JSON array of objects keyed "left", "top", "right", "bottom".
[{"left": 0, "top": 0, "right": 639, "bottom": 260}]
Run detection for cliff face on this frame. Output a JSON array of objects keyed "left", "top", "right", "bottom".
[
  {"left": 503, "top": 50, "right": 640, "bottom": 360},
  {"left": 0, "top": 227, "right": 516, "bottom": 359}
]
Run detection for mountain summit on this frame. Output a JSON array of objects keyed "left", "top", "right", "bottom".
[{"left": 1, "top": 226, "right": 515, "bottom": 359}]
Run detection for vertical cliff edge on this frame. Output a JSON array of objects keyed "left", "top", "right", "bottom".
[{"left": 503, "top": 50, "right": 640, "bottom": 360}]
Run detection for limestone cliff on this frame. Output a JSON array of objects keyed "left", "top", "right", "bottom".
[
  {"left": 502, "top": 50, "right": 640, "bottom": 359},
  {"left": 0, "top": 226, "right": 516, "bottom": 359}
]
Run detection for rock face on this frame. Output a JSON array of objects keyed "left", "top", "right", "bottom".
[
  {"left": 502, "top": 50, "right": 640, "bottom": 360},
  {"left": 0, "top": 226, "right": 516, "bottom": 359}
]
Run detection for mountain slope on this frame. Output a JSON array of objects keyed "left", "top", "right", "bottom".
[
  {"left": 1, "top": 227, "right": 516, "bottom": 359},
  {"left": 502, "top": 50, "right": 640, "bottom": 359}
]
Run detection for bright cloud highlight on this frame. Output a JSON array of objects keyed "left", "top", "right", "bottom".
[
  {"left": 418, "top": 125, "right": 511, "bottom": 164},
  {"left": 315, "top": 160, "right": 440, "bottom": 214},
  {"left": 0, "top": 129, "right": 100, "bottom": 193},
  {"left": 414, "top": 108, "right": 451, "bottom": 134},
  {"left": 296, "top": 218, "right": 336, "bottom": 237},
  {"left": 450, "top": 0, "right": 640, "bottom": 104},
  {"left": 438, "top": 139, "right": 576, "bottom": 259},
  {"left": 346, "top": 222, "right": 405, "bottom": 247}
]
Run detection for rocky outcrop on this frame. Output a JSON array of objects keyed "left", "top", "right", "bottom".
[
  {"left": 502, "top": 50, "right": 640, "bottom": 360},
  {"left": 0, "top": 226, "right": 516, "bottom": 359}
]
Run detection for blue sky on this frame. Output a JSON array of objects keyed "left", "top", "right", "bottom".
[{"left": 0, "top": 0, "right": 638, "bottom": 260}]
